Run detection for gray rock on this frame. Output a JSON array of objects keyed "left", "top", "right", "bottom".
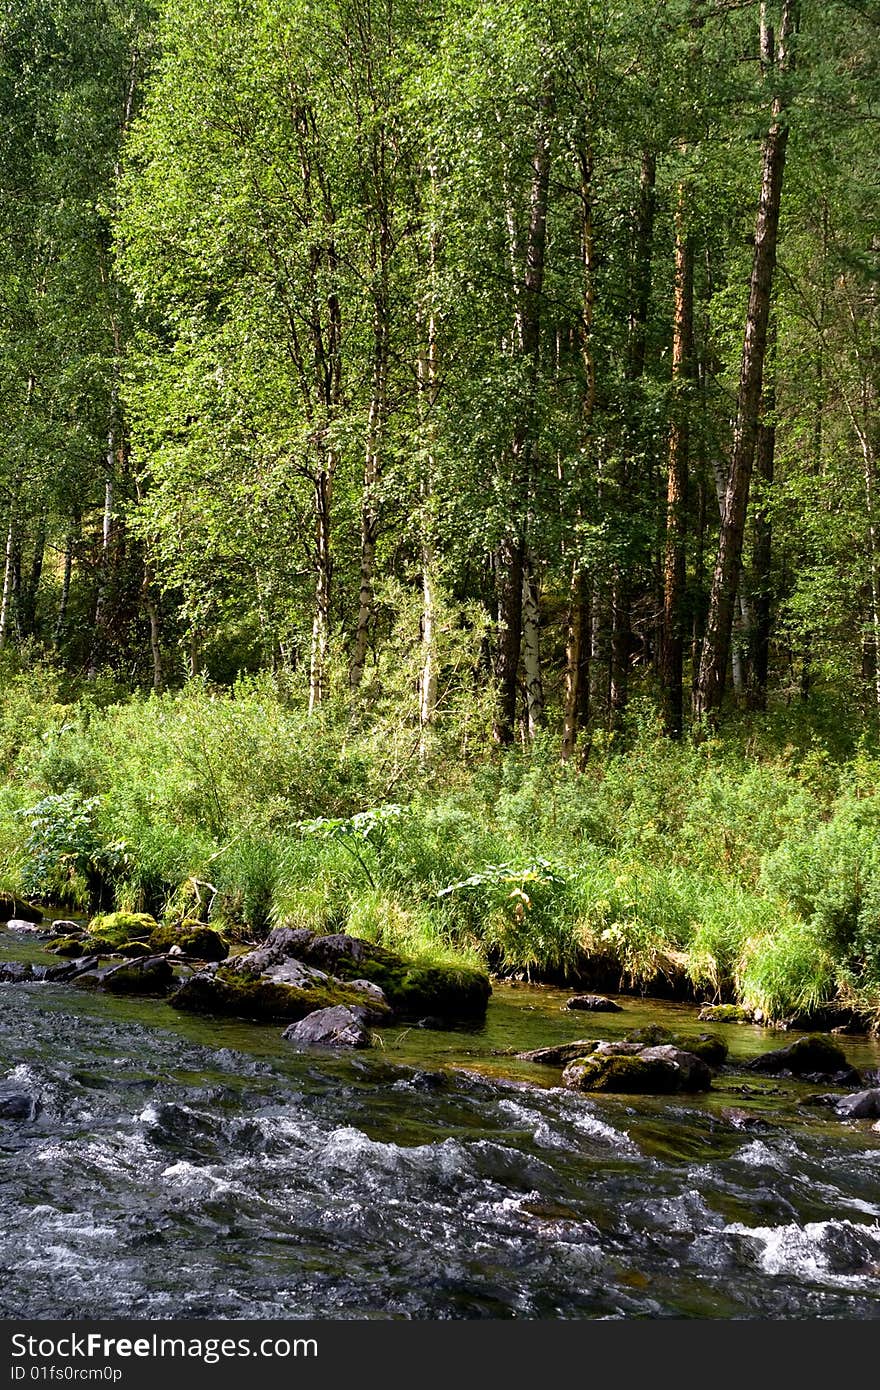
[
  {"left": 282, "top": 1004, "right": 372, "bottom": 1049},
  {"left": 0, "top": 1088, "right": 38, "bottom": 1120},
  {"left": 4, "top": 919, "right": 49, "bottom": 935},
  {"left": 564, "top": 994, "right": 623, "bottom": 1012},
  {"left": 835, "top": 1088, "right": 880, "bottom": 1120},
  {"left": 638, "top": 1044, "right": 713, "bottom": 1090},
  {"left": 45, "top": 955, "right": 101, "bottom": 983},
  {"left": 347, "top": 978, "right": 388, "bottom": 1007},
  {"left": 0, "top": 962, "right": 35, "bottom": 983},
  {"left": 517, "top": 1040, "right": 600, "bottom": 1065},
  {"left": 48, "top": 920, "right": 84, "bottom": 936}
]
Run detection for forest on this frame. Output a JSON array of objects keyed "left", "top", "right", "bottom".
[{"left": 1, "top": 0, "right": 880, "bottom": 1025}]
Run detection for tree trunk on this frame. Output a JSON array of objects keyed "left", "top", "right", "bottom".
[
  {"left": 493, "top": 534, "right": 524, "bottom": 745},
  {"left": 561, "top": 146, "right": 596, "bottom": 761},
  {"left": 54, "top": 522, "right": 76, "bottom": 652},
  {"left": 88, "top": 474, "right": 115, "bottom": 679},
  {"left": 493, "top": 85, "right": 553, "bottom": 745},
  {"left": 0, "top": 518, "right": 15, "bottom": 653},
  {"left": 308, "top": 462, "right": 334, "bottom": 714},
  {"left": 417, "top": 201, "right": 440, "bottom": 753},
  {"left": 748, "top": 371, "right": 775, "bottom": 710},
  {"left": 694, "top": 0, "right": 797, "bottom": 720},
  {"left": 521, "top": 553, "right": 544, "bottom": 736},
  {"left": 561, "top": 562, "right": 585, "bottom": 761},
  {"left": 611, "top": 149, "right": 657, "bottom": 723},
  {"left": 19, "top": 512, "right": 46, "bottom": 639},
  {"left": 349, "top": 305, "right": 388, "bottom": 690},
  {"left": 660, "top": 189, "right": 693, "bottom": 737}
]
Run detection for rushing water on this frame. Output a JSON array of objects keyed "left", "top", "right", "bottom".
[{"left": 2, "top": 929, "right": 880, "bottom": 1319}]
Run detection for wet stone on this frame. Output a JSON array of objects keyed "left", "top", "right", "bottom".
[
  {"left": 282, "top": 1005, "right": 372, "bottom": 1049},
  {"left": 564, "top": 994, "right": 623, "bottom": 1012},
  {"left": 834, "top": 1088, "right": 880, "bottom": 1120},
  {"left": 746, "top": 1033, "right": 862, "bottom": 1085}
]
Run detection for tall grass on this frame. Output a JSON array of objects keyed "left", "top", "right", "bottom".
[{"left": 0, "top": 671, "right": 878, "bottom": 1024}]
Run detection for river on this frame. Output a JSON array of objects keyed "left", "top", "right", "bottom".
[{"left": 2, "top": 931, "right": 880, "bottom": 1319}]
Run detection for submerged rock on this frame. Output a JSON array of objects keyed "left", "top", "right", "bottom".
[
  {"left": 565, "top": 994, "right": 622, "bottom": 1013},
  {"left": 517, "top": 1040, "right": 602, "bottom": 1066},
  {"left": 746, "top": 1033, "right": 861, "bottom": 1084},
  {"left": 563, "top": 1044, "right": 711, "bottom": 1094},
  {"left": 282, "top": 1005, "right": 372, "bottom": 1049}
]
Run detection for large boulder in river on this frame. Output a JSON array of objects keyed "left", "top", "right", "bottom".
[
  {"left": 563, "top": 1044, "right": 712, "bottom": 1094},
  {"left": 244, "top": 927, "right": 490, "bottom": 1021},
  {"left": 746, "top": 1033, "right": 861, "bottom": 1084},
  {"left": 282, "top": 1005, "right": 372, "bottom": 1049},
  {"left": 170, "top": 966, "right": 388, "bottom": 1024}
]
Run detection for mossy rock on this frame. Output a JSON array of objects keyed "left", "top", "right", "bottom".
[
  {"left": 675, "top": 1032, "right": 728, "bottom": 1066},
  {"left": 150, "top": 922, "right": 228, "bottom": 960},
  {"left": 170, "top": 968, "right": 387, "bottom": 1024},
  {"left": 0, "top": 894, "right": 42, "bottom": 924},
  {"left": 698, "top": 1004, "right": 754, "bottom": 1024},
  {"left": 627, "top": 1026, "right": 726, "bottom": 1066},
  {"left": 563, "top": 1046, "right": 711, "bottom": 1094},
  {"left": 563, "top": 1053, "right": 690, "bottom": 1095},
  {"left": 88, "top": 912, "right": 158, "bottom": 947},
  {"left": 330, "top": 952, "right": 490, "bottom": 1020},
  {"left": 626, "top": 1025, "right": 675, "bottom": 1046},
  {"left": 746, "top": 1033, "right": 858, "bottom": 1080},
  {"left": 46, "top": 937, "right": 88, "bottom": 957},
  {"left": 291, "top": 932, "right": 490, "bottom": 1020},
  {"left": 118, "top": 940, "right": 152, "bottom": 958}
]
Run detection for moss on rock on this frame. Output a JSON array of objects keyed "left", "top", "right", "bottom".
[
  {"left": 563, "top": 1046, "right": 712, "bottom": 1094},
  {"left": 170, "top": 967, "right": 387, "bottom": 1023},
  {"left": 88, "top": 912, "right": 158, "bottom": 947},
  {"left": 46, "top": 937, "right": 87, "bottom": 957},
  {"left": 150, "top": 922, "right": 228, "bottom": 960},
  {"left": 698, "top": 1004, "right": 754, "bottom": 1024}
]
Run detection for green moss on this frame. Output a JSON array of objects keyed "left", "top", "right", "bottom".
[
  {"left": 563, "top": 1052, "right": 711, "bottom": 1094},
  {"left": 170, "top": 968, "right": 385, "bottom": 1023},
  {"left": 675, "top": 1031, "right": 728, "bottom": 1066},
  {"left": 46, "top": 937, "right": 87, "bottom": 957},
  {"left": 150, "top": 922, "right": 228, "bottom": 960},
  {"left": 118, "top": 940, "right": 152, "bottom": 958},
  {"left": 697, "top": 1004, "right": 754, "bottom": 1023},
  {"left": 328, "top": 948, "right": 490, "bottom": 1019},
  {"left": 626, "top": 1025, "right": 674, "bottom": 1046},
  {"left": 88, "top": 912, "right": 158, "bottom": 947}
]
